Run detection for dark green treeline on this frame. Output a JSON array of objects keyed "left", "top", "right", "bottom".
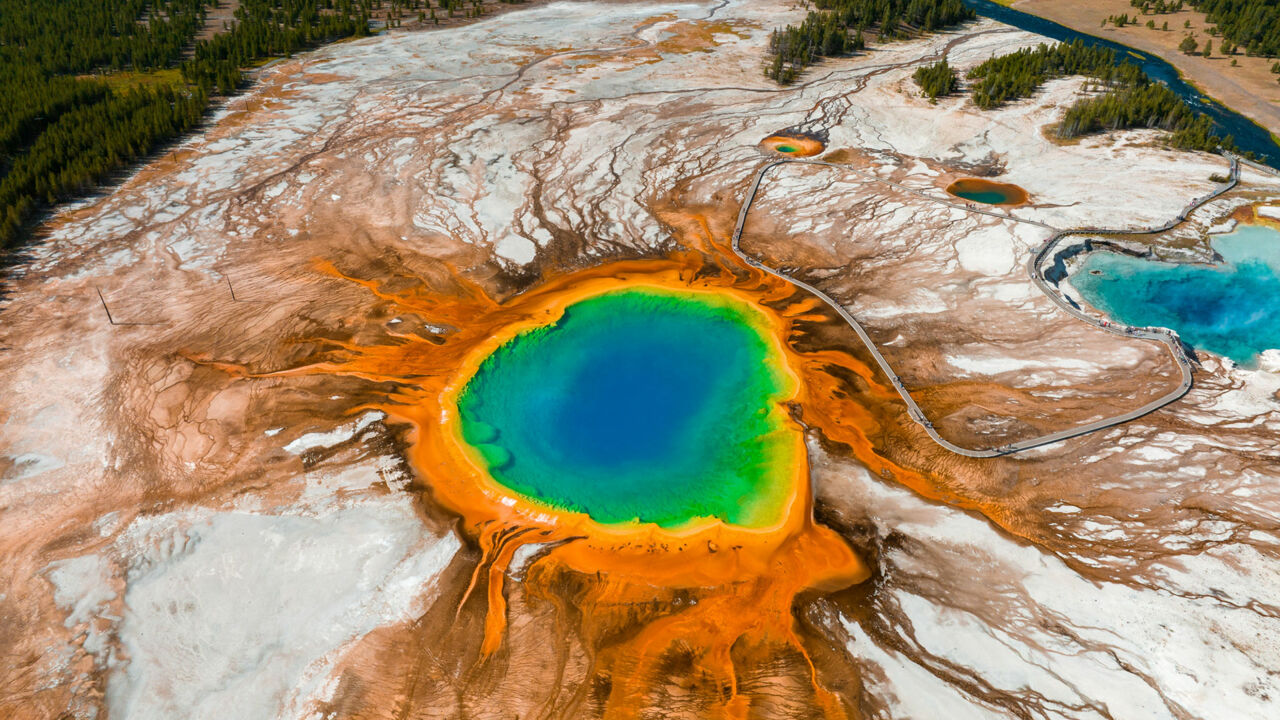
[
  {"left": 1188, "top": 0, "right": 1280, "bottom": 58},
  {"left": 182, "top": 1, "right": 372, "bottom": 94},
  {"left": 765, "top": 0, "right": 974, "bottom": 83},
  {"left": 911, "top": 39, "right": 1233, "bottom": 154},
  {"left": 966, "top": 41, "right": 1140, "bottom": 109},
  {"left": 1129, "top": 0, "right": 1280, "bottom": 58},
  {"left": 912, "top": 58, "right": 956, "bottom": 101},
  {"left": 0, "top": 0, "right": 417, "bottom": 251}
]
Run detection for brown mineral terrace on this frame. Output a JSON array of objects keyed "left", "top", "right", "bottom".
[
  {"left": 733, "top": 152, "right": 1242, "bottom": 457},
  {"left": 5, "top": 1, "right": 1280, "bottom": 717}
]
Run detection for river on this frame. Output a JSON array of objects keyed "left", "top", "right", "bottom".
[{"left": 962, "top": 0, "right": 1280, "bottom": 167}]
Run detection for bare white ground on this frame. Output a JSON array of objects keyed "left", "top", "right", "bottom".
[
  {"left": 2, "top": 0, "right": 1279, "bottom": 717},
  {"left": 44, "top": 489, "right": 459, "bottom": 720}
]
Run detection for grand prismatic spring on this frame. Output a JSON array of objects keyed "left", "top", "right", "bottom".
[
  {"left": 287, "top": 256, "right": 877, "bottom": 715},
  {"left": 454, "top": 287, "right": 798, "bottom": 528},
  {"left": 6, "top": 1, "right": 1280, "bottom": 718}
]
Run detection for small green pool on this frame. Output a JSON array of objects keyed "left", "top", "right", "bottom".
[
  {"left": 953, "top": 188, "right": 1008, "bottom": 204},
  {"left": 455, "top": 288, "right": 799, "bottom": 528},
  {"left": 946, "top": 178, "right": 1027, "bottom": 206}
]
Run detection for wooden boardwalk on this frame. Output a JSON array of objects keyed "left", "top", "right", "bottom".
[{"left": 730, "top": 153, "right": 1240, "bottom": 458}]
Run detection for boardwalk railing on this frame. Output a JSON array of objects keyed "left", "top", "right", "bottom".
[{"left": 731, "top": 153, "right": 1241, "bottom": 458}]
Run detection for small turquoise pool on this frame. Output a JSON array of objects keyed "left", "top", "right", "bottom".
[
  {"left": 1073, "top": 224, "right": 1280, "bottom": 365},
  {"left": 455, "top": 287, "right": 798, "bottom": 528}
]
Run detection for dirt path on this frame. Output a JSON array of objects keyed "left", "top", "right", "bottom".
[{"left": 731, "top": 153, "right": 1240, "bottom": 457}]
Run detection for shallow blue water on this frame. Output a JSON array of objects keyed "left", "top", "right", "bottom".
[
  {"left": 456, "top": 288, "right": 795, "bottom": 527},
  {"left": 1073, "top": 225, "right": 1280, "bottom": 364}
]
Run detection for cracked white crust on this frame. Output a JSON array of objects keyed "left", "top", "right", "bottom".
[{"left": 2, "top": 0, "right": 1280, "bottom": 718}]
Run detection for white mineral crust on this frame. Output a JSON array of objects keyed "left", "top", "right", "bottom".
[{"left": 2, "top": 0, "right": 1280, "bottom": 717}]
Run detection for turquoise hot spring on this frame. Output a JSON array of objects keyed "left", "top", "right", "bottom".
[
  {"left": 1073, "top": 224, "right": 1280, "bottom": 366},
  {"left": 454, "top": 287, "right": 800, "bottom": 529}
]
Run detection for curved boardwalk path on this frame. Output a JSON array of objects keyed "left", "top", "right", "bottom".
[
  {"left": 1238, "top": 155, "right": 1280, "bottom": 178},
  {"left": 731, "top": 153, "right": 1240, "bottom": 458}
]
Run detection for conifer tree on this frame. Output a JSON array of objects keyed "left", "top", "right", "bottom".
[
  {"left": 1, "top": 0, "right": 386, "bottom": 250},
  {"left": 958, "top": 37, "right": 1233, "bottom": 155},
  {"left": 763, "top": 0, "right": 974, "bottom": 83},
  {"left": 1185, "top": 0, "right": 1280, "bottom": 59},
  {"left": 912, "top": 59, "right": 957, "bottom": 102}
]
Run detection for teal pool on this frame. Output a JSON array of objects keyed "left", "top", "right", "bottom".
[
  {"left": 1073, "top": 224, "right": 1280, "bottom": 365},
  {"left": 955, "top": 188, "right": 1006, "bottom": 204},
  {"left": 946, "top": 178, "right": 1028, "bottom": 205},
  {"left": 455, "top": 287, "right": 799, "bottom": 528}
]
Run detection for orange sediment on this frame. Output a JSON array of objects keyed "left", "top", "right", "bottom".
[
  {"left": 1235, "top": 201, "right": 1280, "bottom": 230},
  {"left": 226, "top": 213, "right": 981, "bottom": 715},
  {"left": 761, "top": 134, "right": 826, "bottom": 157},
  {"left": 944, "top": 177, "right": 1030, "bottom": 206}
]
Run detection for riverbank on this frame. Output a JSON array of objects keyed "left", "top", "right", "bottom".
[{"left": 1015, "top": 0, "right": 1280, "bottom": 138}]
